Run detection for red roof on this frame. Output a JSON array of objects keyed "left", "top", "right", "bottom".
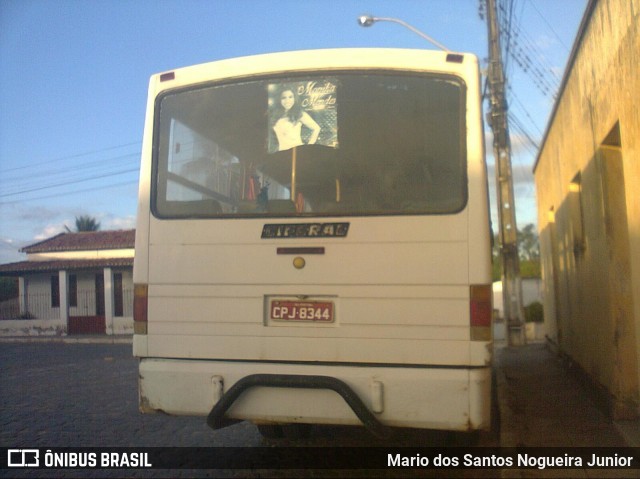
[
  {"left": 0, "top": 258, "right": 133, "bottom": 276},
  {"left": 21, "top": 230, "right": 135, "bottom": 253}
]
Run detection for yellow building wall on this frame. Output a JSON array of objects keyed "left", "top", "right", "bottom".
[{"left": 534, "top": 0, "right": 639, "bottom": 419}]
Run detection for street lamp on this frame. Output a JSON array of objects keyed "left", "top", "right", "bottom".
[
  {"left": 359, "top": 11, "right": 525, "bottom": 345},
  {"left": 357, "top": 15, "right": 451, "bottom": 52}
]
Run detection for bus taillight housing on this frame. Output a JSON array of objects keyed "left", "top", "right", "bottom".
[
  {"left": 134, "top": 284, "right": 148, "bottom": 335},
  {"left": 470, "top": 284, "right": 492, "bottom": 341}
]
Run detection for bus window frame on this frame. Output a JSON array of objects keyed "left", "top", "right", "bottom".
[{"left": 150, "top": 70, "right": 469, "bottom": 220}]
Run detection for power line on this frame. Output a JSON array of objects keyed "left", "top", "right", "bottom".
[
  {"left": 507, "top": 86, "right": 544, "bottom": 137},
  {"left": 498, "top": 0, "right": 516, "bottom": 77},
  {"left": 492, "top": 0, "right": 559, "bottom": 204},
  {"left": 0, "top": 141, "right": 141, "bottom": 174},
  {"left": 525, "top": 0, "right": 571, "bottom": 51},
  {"left": 496, "top": 0, "right": 562, "bottom": 100},
  {"left": 0, "top": 139, "right": 141, "bottom": 202},
  {"left": 3, "top": 151, "right": 140, "bottom": 181},
  {"left": 509, "top": 112, "right": 540, "bottom": 154},
  {"left": 0, "top": 180, "right": 138, "bottom": 206},
  {"left": 509, "top": 25, "right": 561, "bottom": 91},
  {"left": 0, "top": 168, "right": 139, "bottom": 198}
]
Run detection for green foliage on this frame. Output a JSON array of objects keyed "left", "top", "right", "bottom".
[
  {"left": 66, "top": 215, "right": 101, "bottom": 232},
  {"left": 524, "top": 301, "right": 544, "bottom": 323},
  {"left": 492, "top": 257, "right": 502, "bottom": 282},
  {"left": 492, "top": 223, "right": 541, "bottom": 281},
  {"left": 492, "top": 259, "right": 540, "bottom": 281},
  {"left": 518, "top": 224, "right": 540, "bottom": 261},
  {"left": 520, "top": 260, "right": 541, "bottom": 278}
]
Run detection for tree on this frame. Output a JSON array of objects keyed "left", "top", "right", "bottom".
[
  {"left": 518, "top": 223, "right": 540, "bottom": 261},
  {"left": 492, "top": 223, "right": 541, "bottom": 280},
  {"left": 65, "top": 215, "right": 101, "bottom": 232}
]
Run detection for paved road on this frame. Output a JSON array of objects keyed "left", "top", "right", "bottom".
[
  {"left": 1, "top": 343, "right": 260, "bottom": 448},
  {"left": 1, "top": 342, "right": 497, "bottom": 478}
]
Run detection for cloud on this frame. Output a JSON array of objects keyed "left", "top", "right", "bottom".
[
  {"left": 486, "top": 131, "right": 540, "bottom": 159},
  {"left": 550, "top": 66, "right": 564, "bottom": 80},
  {"left": 34, "top": 224, "right": 67, "bottom": 241},
  {"left": 100, "top": 214, "right": 136, "bottom": 231},
  {"left": 534, "top": 34, "right": 556, "bottom": 51},
  {"left": 510, "top": 132, "right": 540, "bottom": 158},
  {"left": 486, "top": 159, "right": 535, "bottom": 187},
  {"left": 483, "top": 135, "right": 538, "bottom": 229},
  {"left": 14, "top": 206, "right": 62, "bottom": 222},
  {"left": 3, "top": 204, "right": 79, "bottom": 235},
  {"left": 0, "top": 203, "right": 138, "bottom": 265},
  {"left": 30, "top": 213, "right": 136, "bottom": 238}
]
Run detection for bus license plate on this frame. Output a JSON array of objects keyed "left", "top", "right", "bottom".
[{"left": 270, "top": 300, "right": 334, "bottom": 322}]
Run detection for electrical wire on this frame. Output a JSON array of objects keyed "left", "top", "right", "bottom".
[
  {"left": 0, "top": 141, "right": 141, "bottom": 173},
  {"left": 0, "top": 167, "right": 139, "bottom": 198},
  {"left": 496, "top": 0, "right": 562, "bottom": 100},
  {"left": 0, "top": 140, "right": 141, "bottom": 202},
  {"left": 525, "top": 0, "right": 571, "bottom": 51},
  {"left": 0, "top": 180, "right": 138, "bottom": 206},
  {"left": 2, "top": 151, "right": 140, "bottom": 184}
]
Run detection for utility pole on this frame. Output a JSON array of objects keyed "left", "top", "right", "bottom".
[{"left": 485, "top": 0, "right": 525, "bottom": 345}]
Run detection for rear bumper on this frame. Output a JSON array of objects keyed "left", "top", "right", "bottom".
[
  {"left": 138, "top": 358, "right": 492, "bottom": 431},
  {"left": 207, "top": 373, "right": 390, "bottom": 437}
]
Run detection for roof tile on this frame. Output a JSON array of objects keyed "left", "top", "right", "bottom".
[
  {"left": 21, "top": 230, "right": 135, "bottom": 253},
  {"left": 0, "top": 257, "right": 134, "bottom": 275}
]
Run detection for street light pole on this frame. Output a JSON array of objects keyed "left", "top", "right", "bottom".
[
  {"left": 485, "top": 0, "right": 525, "bottom": 345},
  {"left": 357, "top": 15, "right": 451, "bottom": 52},
  {"left": 358, "top": 8, "right": 526, "bottom": 345}
]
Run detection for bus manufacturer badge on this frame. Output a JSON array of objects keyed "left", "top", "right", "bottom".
[{"left": 261, "top": 222, "right": 349, "bottom": 239}]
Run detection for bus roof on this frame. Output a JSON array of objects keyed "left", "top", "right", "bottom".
[{"left": 150, "top": 48, "right": 479, "bottom": 91}]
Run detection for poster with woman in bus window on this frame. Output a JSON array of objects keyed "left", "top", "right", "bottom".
[{"left": 267, "top": 79, "right": 339, "bottom": 153}]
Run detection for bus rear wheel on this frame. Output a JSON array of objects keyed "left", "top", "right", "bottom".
[
  {"left": 257, "top": 424, "right": 284, "bottom": 439},
  {"left": 257, "top": 423, "right": 312, "bottom": 440}
]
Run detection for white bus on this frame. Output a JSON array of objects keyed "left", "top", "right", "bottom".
[{"left": 133, "top": 48, "right": 493, "bottom": 438}]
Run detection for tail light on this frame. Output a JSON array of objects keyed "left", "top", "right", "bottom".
[
  {"left": 470, "top": 284, "right": 492, "bottom": 341},
  {"left": 133, "top": 284, "right": 148, "bottom": 335}
]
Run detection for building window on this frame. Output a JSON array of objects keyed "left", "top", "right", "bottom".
[
  {"left": 95, "top": 274, "right": 105, "bottom": 316},
  {"left": 114, "top": 273, "right": 124, "bottom": 317},
  {"left": 602, "top": 121, "right": 621, "bottom": 148},
  {"left": 569, "top": 172, "right": 585, "bottom": 257},
  {"left": 68, "top": 274, "right": 77, "bottom": 307},
  {"left": 51, "top": 275, "right": 60, "bottom": 308}
]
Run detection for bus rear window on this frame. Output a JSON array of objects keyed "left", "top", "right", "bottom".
[{"left": 152, "top": 73, "right": 467, "bottom": 218}]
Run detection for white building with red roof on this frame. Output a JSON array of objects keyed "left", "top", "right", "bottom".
[{"left": 0, "top": 230, "right": 135, "bottom": 336}]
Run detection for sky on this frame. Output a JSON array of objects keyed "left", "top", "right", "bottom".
[{"left": 0, "top": 0, "right": 587, "bottom": 264}]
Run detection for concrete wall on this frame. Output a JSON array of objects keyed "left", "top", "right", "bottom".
[
  {"left": 22, "top": 274, "right": 61, "bottom": 320},
  {"left": 27, "top": 248, "right": 134, "bottom": 261},
  {"left": 0, "top": 268, "right": 134, "bottom": 337},
  {"left": 493, "top": 279, "right": 545, "bottom": 342},
  {"left": 534, "top": 0, "right": 639, "bottom": 419},
  {"left": 493, "top": 278, "right": 543, "bottom": 316},
  {"left": 0, "top": 318, "right": 66, "bottom": 336}
]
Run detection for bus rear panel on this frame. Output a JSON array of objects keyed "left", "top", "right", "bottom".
[{"left": 133, "top": 49, "right": 492, "bottom": 434}]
